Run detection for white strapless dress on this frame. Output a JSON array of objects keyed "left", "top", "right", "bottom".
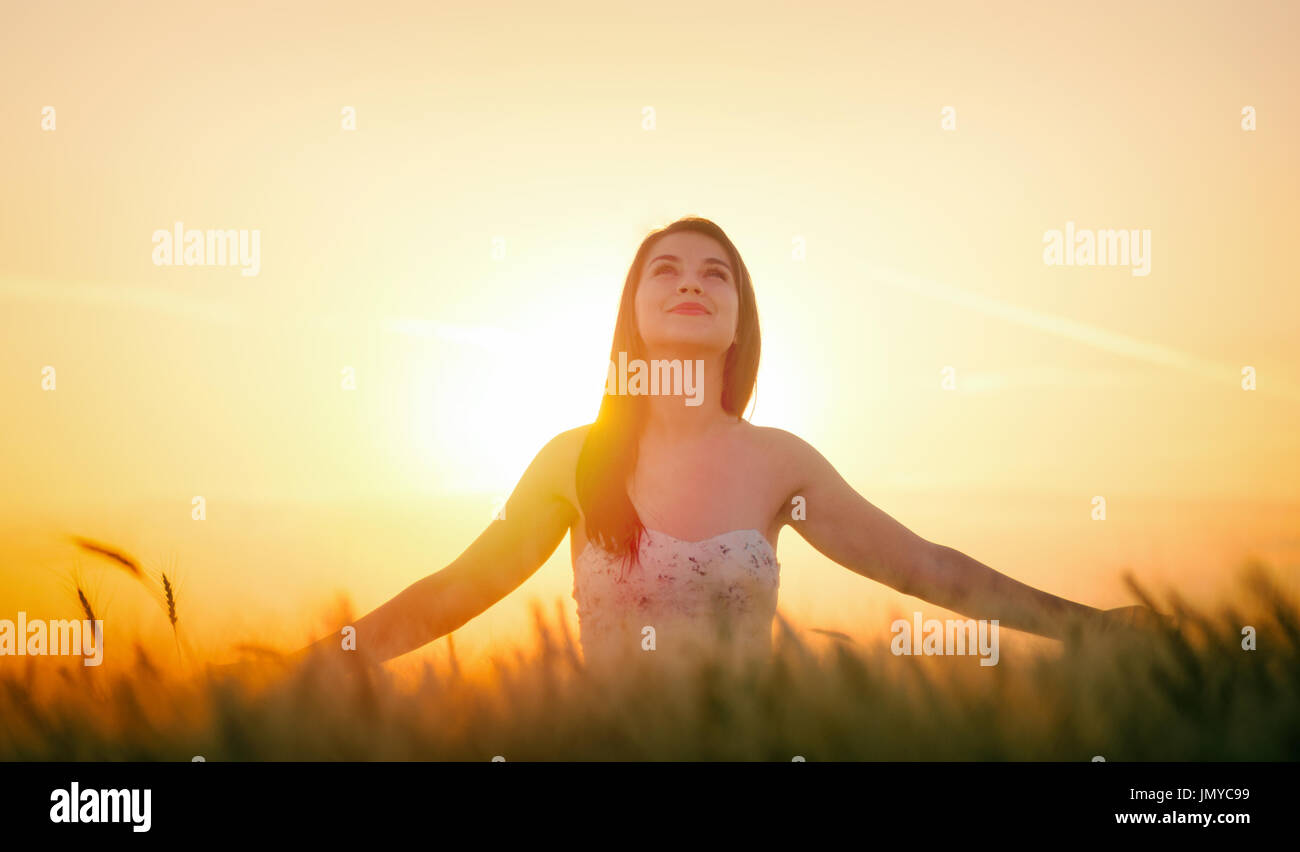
[{"left": 572, "top": 528, "right": 780, "bottom": 670}]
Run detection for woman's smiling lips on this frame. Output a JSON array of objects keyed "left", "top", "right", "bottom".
[{"left": 668, "top": 301, "right": 710, "bottom": 315}]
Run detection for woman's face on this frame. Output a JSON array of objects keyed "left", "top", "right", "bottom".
[{"left": 634, "top": 231, "right": 739, "bottom": 354}]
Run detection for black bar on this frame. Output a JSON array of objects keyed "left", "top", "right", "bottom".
[{"left": 1, "top": 761, "right": 1288, "bottom": 838}]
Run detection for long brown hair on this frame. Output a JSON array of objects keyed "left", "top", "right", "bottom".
[{"left": 575, "top": 216, "right": 762, "bottom": 579}]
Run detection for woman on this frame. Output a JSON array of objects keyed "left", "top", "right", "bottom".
[{"left": 291, "top": 216, "right": 1165, "bottom": 672}]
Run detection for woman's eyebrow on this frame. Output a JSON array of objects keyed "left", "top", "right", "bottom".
[{"left": 647, "top": 254, "right": 732, "bottom": 272}]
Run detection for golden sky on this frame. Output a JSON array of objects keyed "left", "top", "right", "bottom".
[{"left": 2, "top": 1, "right": 1297, "bottom": 667}]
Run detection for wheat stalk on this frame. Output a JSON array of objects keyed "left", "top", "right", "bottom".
[
  {"left": 161, "top": 573, "right": 178, "bottom": 628},
  {"left": 161, "top": 572, "right": 182, "bottom": 664},
  {"left": 71, "top": 536, "right": 144, "bottom": 578},
  {"left": 76, "top": 587, "right": 96, "bottom": 624},
  {"left": 72, "top": 535, "right": 186, "bottom": 665}
]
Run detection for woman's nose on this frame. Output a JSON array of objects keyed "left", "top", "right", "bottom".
[{"left": 677, "top": 279, "right": 702, "bottom": 294}]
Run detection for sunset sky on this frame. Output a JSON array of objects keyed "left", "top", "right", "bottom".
[{"left": 2, "top": 1, "right": 1297, "bottom": 670}]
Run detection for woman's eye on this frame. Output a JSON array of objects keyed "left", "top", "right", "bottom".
[{"left": 651, "top": 263, "right": 725, "bottom": 280}]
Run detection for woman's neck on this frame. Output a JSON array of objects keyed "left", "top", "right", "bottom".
[{"left": 639, "top": 350, "right": 735, "bottom": 442}]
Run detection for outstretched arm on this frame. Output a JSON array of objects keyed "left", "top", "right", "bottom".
[
  {"left": 781, "top": 432, "right": 1108, "bottom": 640},
  {"left": 290, "top": 429, "right": 579, "bottom": 667}
]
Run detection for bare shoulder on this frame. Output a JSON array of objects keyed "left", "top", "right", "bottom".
[
  {"left": 743, "top": 424, "right": 822, "bottom": 471},
  {"left": 545, "top": 422, "right": 594, "bottom": 452},
  {"left": 530, "top": 422, "right": 594, "bottom": 499},
  {"left": 734, "top": 423, "right": 834, "bottom": 508}
]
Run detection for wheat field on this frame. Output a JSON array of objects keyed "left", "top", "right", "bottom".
[{"left": 2, "top": 546, "right": 1296, "bottom": 762}]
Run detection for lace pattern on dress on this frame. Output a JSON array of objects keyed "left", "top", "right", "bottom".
[{"left": 572, "top": 528, "right": 780, "bottom": 667}]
